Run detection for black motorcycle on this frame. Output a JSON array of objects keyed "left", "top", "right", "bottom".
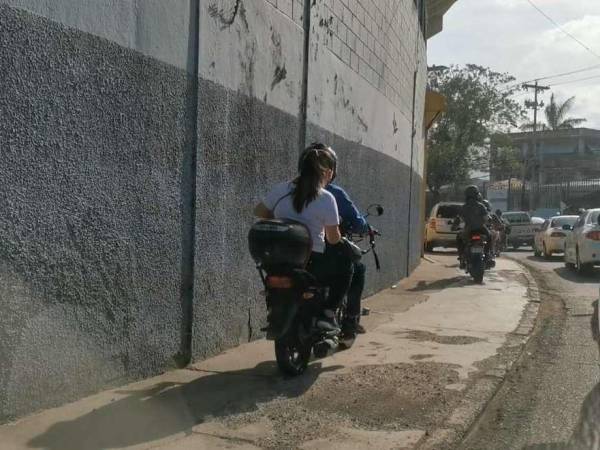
[
  {"left": 248, "top": 205, "right": 383, "bottom": 376},
  {"left": 463, "top": 231, "right": 489, "bottom": 283}
]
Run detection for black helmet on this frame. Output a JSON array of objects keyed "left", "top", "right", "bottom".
[
  {"left": 298, "top": 143, "right": 337, "bottom": 180},
  {"left": 495, "top": 209, "right": 503, "bottom": 217},
  {"left": 464, "top": 185, "right": 479, "bottom": 200}
]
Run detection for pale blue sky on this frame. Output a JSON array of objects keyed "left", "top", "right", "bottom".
[{"left": 428, "top": 0, "right": 600, "bottom": 128}]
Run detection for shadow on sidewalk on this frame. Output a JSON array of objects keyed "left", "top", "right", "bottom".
[
  {"left": 407, "top": 276, "right": 464, "bottom": 292},
  {"left": 28, "top": 361, "right": 340, "bottom": 450}
]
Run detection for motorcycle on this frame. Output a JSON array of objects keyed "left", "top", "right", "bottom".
[
  {"left": 453, "top": 219, "right": 494, "bottom": 284},
  {"left": 248, "top": 204, "right": 383, "bottom": 376},
  {"left": 463, "top": 231, "right": 490, "bottom": 284}
]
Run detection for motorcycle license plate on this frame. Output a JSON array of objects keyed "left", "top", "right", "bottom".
[{"left": 470, "top": 247, "right": 484, "bottom": 254}]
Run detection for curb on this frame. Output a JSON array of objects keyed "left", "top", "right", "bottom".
[{"left": 416, "top": 257, "right": 541, "bottom": 450}]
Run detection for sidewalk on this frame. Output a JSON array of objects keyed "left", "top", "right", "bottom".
[{"left": 0, "top": 254, "right": 538, "bottom": 450}]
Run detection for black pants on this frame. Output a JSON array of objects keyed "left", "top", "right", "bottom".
[
  {"left": 307, "top": 246, "right": 353, "bottom": 310},
  {"left": 345, "top": 261, "right": 366, "bottom": 319}
]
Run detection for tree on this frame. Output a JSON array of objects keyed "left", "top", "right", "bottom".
[
  {"left": 427, "top": 65, "right": 525, "bottom": 201},
  {"left": 488, "top": 133, "right": 523, "bottom": 181},
  {"left": 520, "top": 93, "right": 586, "bottom": 131}
]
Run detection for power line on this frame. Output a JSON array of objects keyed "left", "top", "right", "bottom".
[
  {"left": 524, "top": 0, "right": 600, "bottom": 61},
  {"left": 521, "top": 64, "right": 600, "bottom": 84},
  {"left": 502, "top": 64, "right": 600, "bottom": 93},
  {"left": 547, "top": 73, "right": 600, "bottom": 87}
]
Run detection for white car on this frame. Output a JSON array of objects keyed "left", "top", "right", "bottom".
[
  {"left": 564, "top": 209, "right": 600, "bottom": 273},
  {"left": 424, "top": 202, "right": 463, "bottom": 252},
  {"left": 533, "top": 215, "right": 579, "bottom": 258}
]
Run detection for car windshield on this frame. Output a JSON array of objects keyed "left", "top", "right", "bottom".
[
  {"left": 504, "top": 213, "right": 530, "bottom": 224},
  {"left": 437, "top": 205, "right": 461, "bottom": 218},
  {"left": 551, "top": 217, "right": 578, "bottom": 228},
  {"left": 590, "top": 211, "right": 600, "bottom": 225}
]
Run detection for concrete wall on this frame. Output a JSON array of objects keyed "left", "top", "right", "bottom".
[{"left": 0, "top": 0, "right": 433, "bottom": 421}]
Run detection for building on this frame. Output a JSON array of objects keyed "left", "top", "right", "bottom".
[
  {"left": 508, "top": 128, "right": 600, "bottom": 183},
  {"left": 0, "top": 0, "right": 457, "bottom": 421}
]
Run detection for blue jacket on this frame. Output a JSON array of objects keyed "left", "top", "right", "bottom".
[{"left": 326, "top": 183, "right": 368, "bottom": 234}]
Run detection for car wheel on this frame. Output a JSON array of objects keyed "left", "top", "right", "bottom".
[
  {"left": 425, "top": 241, "right": 434, "bottom": 253},
  {"left": 543, "top": 243, "right": 552, "bottom": 259},
  {"left": 576, "top": 248, "right": 592, "bottom": 275},
  {"left": 533, "top": 241, "right": 541, "bottom": 257},
  {"left": 565, "top": 245, "right": 575, "bottom": 269},
  {"left": 513, "top": 243, "right": 520, "bottom": 251}
]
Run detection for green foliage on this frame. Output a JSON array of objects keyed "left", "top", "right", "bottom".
[
  {"left": 520, "top": 93, "right": 586, "bottom": 131},
  {"left": 489, "top": 133, "right": 523, "bottom": 180},
  {"left": 427, "top": 64, "right": 525, "bottom": 194}
]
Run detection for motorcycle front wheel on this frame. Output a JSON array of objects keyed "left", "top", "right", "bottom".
[{"left": 275, "top": 334, "right": 311, "bottom": 376}]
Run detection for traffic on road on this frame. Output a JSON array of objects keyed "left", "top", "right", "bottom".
[{"left": 426, "top": 193, "right": 600, "bottom": 449}]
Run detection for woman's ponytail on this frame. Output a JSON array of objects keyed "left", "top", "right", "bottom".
[{"left": 293, "top": 146, "right": 334, "bottom": 213}]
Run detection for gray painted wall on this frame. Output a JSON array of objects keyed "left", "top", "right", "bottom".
[{"left": 0, "top": 0, "right": 430, "bottom": 421}]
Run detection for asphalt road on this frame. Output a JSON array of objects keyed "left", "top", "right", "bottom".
[{"left": 460, "top": 249, "right": 600, "bottom": 450}]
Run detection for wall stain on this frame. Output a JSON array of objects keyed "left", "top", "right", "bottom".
[
  {"left": 239, "top": 40, "right": 257, "bottom": 96},
  {"left": 357, "top": 114, "right": 369, "bottom": 132},
  {"left": 393, "top": 112, "right": 399, "bottom": 134},
  {"left": 208, "top": 0, "right": 246, "bottom": 30},
  {"left": 271, "top": 65, "right": 287, "bottom": 90}
]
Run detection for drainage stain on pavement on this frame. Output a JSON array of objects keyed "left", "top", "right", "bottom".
[{"left": 401, "top": 330, "right": 488, "bottom": 345}]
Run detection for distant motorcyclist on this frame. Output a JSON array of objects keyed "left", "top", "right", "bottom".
[
  {"left": 480, "top": 200, "right": 505, "bottom": 256},
  {"left": 453, "top": 185, "right": 491, "bottom": 268}
]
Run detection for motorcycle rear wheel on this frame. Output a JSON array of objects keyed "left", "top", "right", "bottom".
[
  {"left": 275, "top": 335, "right": 311, "bottom": 376},
  {"left": 470, "top": 258, "right": 485, "bottom": 284}
]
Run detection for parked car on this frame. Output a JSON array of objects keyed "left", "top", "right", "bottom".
[
  {"left": 530, "top": 208, "right": 561, "bottom": 220},
  {"left": 503, "top": 211, "right": 540, "bottom": 249},
  {"left": 424, "top": 202, "right": 463, "bottom": 252},
  {"left": 533, "top": 215, "right": 579, "bottom": 258},
  {"left": 564, "top": 208, "right": 600, "bottom": 273}
]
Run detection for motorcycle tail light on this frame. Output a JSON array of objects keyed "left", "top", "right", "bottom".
[
  {"left": 586, "top": 231, "right": 600, "bottom": 241},
  {"left": 550, "top": 232, "right": 566, "bottom": 238},
  {"left": 266, "top": 275, "right": 294, "bottom": 289},
  {"left": 471, "top": 234, "right": 482, "bottom": 241}
]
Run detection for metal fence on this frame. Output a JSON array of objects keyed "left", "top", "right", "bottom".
[{"left": 426, "top": 178, "right": 600, "bottom": 215}]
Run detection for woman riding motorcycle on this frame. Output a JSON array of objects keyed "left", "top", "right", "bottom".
[{"left": 253, "top": 144, "right": 355, "bottom": 330}]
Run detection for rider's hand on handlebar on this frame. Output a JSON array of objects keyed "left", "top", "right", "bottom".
[{"left": 368, "top": 225, "right": 381, "bottom": 236}]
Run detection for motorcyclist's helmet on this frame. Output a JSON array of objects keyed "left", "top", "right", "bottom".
[
  {"left": 464, "top": 185, "right": 480, "bottom": 200},
  {"left": 298, "top": 143, "right": 337, "bottom": 181},
  {"left": 495, "top": 209, "right": 503, "bottom": 217},
  {"left": 482, "top": 200, "right": 492, "bottom": 212}
]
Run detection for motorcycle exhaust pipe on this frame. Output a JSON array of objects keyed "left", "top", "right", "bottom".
[{"left": 313, "top": 337, "right": 338, "bottom": 359}]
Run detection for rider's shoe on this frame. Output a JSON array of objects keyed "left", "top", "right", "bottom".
[
  {"left": 342, "top": 317, "right": 366, "bottom": 335},
  {"left": 316, "top": 309, "right": 340, "bottom": 332}
]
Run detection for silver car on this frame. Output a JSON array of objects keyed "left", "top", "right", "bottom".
[
  {"left": 564, "top": 209, "right": 600, "bottom": 273},
  {"left": 533, "top": 215, "right": 579, "bottom": 258}
]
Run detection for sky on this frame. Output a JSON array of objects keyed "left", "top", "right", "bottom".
[{"left": 428, "top": 0, "right": 600, "bottom": 129}]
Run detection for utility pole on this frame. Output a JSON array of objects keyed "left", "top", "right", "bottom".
[{"left": 523, "top": 81, "right": 550, "bottom": 211}]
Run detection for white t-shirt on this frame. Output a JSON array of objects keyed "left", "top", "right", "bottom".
[{"left": 263, "top": 181, "right": 339, "bottom": 253}]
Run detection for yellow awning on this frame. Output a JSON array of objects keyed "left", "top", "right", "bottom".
[{"left": 425, "top": 90, "right": 446, "bottom": 130}]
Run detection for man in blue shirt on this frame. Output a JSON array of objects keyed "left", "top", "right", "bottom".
[
  {"left": 326, "top": 182, "right": 369, "bottom": 335},
  {"left": 299, "top": 143, "right": 369, "bottom": 335}
]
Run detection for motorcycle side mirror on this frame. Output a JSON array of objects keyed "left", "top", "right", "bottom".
[
  {"left": 562, "top": 224, "right": 573, "bottom": 231},
  {"left": 367, "top": 204, "right": 384, "bottom": 217}
]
